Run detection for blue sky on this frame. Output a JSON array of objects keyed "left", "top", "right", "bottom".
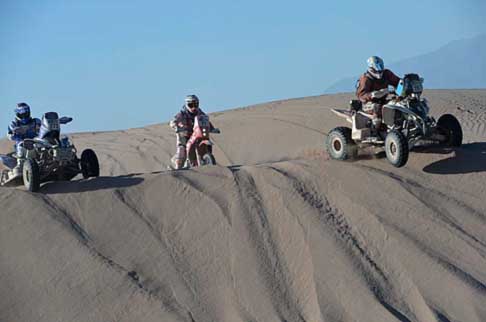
[{"left": 1, "top": 0, "right": 485, "bottom": 132}]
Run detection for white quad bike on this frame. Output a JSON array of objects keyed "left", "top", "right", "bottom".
[
  {"left": 327, "top": 74, "right": 463, "bottom": 167},
  {"left": 0, "top": 112, "right": 100, "bottom": 192}
]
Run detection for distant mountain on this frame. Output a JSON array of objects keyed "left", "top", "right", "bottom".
[{"left": 325, "top": 34, "right": 486, "bottom": 93}]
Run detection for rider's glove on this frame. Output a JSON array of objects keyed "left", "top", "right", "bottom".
[
  {"left": 170, "top": 120, "right": 186, "bottom": 132},
  {"left": 210, "top": 128, "right": 221, "bottom": 134},
  {"left": 371, "top": 88, "right": 389, "bottom": 99}
]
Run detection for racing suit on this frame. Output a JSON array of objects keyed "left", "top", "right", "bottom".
[{"left": 356, "top": 69, "right": 400, "bottom": 127}]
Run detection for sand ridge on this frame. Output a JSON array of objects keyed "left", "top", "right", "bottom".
[{"left": 1, "top": 90, "right": 486, "bottom": 322}]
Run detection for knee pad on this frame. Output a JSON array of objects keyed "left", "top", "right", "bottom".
[
  {"left": 363, "top": 102, "right": 381, "bottom": 113},
  {"left": 362, "top": 103, "right": 374, "bottom": 113},
  {"left": 16, "top": 144, "right": 26, "bottom": 158}
]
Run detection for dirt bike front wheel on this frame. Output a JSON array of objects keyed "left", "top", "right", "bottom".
[{"left": 201, "top": 153, "right": 216, "bottom": 166}]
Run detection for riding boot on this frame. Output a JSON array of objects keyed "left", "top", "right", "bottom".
[
  {"left": 12, "top": 158, "right": 24, "bottom": 177},
  {"left": 171, "top": 155, "right": 186, "bottom": 170}
]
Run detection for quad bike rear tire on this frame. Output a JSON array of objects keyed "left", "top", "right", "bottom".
[
  {"left": 437, "top": 114, "right": 462, "bottom": 147},
  {"left": 81, "top": 149, "right": 100, "bottom": 179},
  {"left": 385, "top": 130, "right": 409, "bottom": 168},
  {"left": 201, "top": 153, "right": 216, "bottom": 166},
  {"left": 23, "top": 159, "right": 41, "bottom": 192},
  {"left": 326, "top": 127, "right": 357, "bottom": 160}
]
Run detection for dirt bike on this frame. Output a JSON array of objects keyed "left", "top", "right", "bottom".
[
  {"left": 170, "top": 114, "right": 220, "bottom": 170},
  {"left": 327, "top": 74, "right": 463, "bottom": 167},
  {"left": 0, "top": 112, "right": 100, "bottom": 192}
]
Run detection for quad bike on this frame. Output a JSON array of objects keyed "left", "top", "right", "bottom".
[
  {"left": 327, "top": 73, "right": 463, "bottom": 167},
  {"left": 0, "top": 112, "right": 100, "bottom": 192},
  {"left": 170, "top": 114, "right": 220, "bottom": 170}
]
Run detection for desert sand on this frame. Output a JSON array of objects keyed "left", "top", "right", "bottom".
[{"left": 1, "top": 89, "right": 486, "bottom": 322}]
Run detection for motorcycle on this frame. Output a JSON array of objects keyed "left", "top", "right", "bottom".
[
  {"left": 327, "top": 73, "right": 463, "bottom": 167},
  {"left": 0, "top": 112, "right": 100, "bottom": 192},
  {"left": 170, "top": 114, "right": 220, "bottom": 170}
]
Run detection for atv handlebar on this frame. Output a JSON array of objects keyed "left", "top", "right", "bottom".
[
  {"left": 371, "top": 88, "right": 390, "bottom": 99},
  {"left": 60, "top": 116, "right": 73, "bottom": 125}
]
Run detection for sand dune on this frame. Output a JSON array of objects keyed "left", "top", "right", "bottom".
[{"left": 1, "top": 90, "right": 486, "bottom": 322}]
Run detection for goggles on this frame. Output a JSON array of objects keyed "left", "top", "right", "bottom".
[
  {"left": 187, "top": 102, "right": 199, "bottom": 109},
  {"left": 16, "top": 112, "right": 30, "bottom": 120}
]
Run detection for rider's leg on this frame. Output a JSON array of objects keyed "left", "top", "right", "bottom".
[
  {"left": 12, "top": 142, "right": 26, "bottom": 176},
  {"left": 171, "top": 134, "right": 188, "bottom": 169},
  {"left": 363, "top": 102, "right": 383, "bottom": 129}
]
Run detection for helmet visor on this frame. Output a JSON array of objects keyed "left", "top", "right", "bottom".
[
  {"left": 374, "top": 61, "right": 384, "bottom": 71},
  {"left": 16, "top": 111, "right": 30, "bottom": 120},
  {"left": 187, "top": 102, "right": 199, "bottom": 110}
]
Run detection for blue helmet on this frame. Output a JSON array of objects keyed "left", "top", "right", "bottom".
[
  {"left": 15, "top": 102, "right": 31, "bottom": 125},
  {"left": 367, "top": 56, "right": 385, "bottom": 79}
]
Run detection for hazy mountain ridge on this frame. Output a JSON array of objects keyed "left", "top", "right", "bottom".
[{"left": 325, "top": 34, "right": 486, "bottom": 93}]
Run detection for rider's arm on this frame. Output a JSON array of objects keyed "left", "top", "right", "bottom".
[
  {"left": 356, "top": 75, "right": 373, "bottom": 103},
  {"left": 34, "top": 118, "right": 41, "bottom": 134},
  {"left": 169, "top": 113, "right": 182, "bottom": 130},
  {"left": 170, "top": 112, "right": 191, "bottom": 134},
  {"left": 7, "top": 126, "right": 14, "bottom": 140},
  {"left": 197, "top": 109, "right": 215, "bottom": 131},
  {"left": 7, "top": 122, "right": 21, "bottom": 141},
  {"left": 385, "top": 69, "right": 401, "bottom": 88}
]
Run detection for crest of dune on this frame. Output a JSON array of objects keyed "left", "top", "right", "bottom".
[{"left": 1, "top": 90, "right": 486, "bottom": 322}]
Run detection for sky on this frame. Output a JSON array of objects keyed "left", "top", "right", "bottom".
[{"left": 1, "top": 0, "right": 485, "bottom": 132}]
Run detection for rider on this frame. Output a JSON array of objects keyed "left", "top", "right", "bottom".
[
  {"left": 7, "top": 103, "right": 41, "bottom": 176},
  {"left": 169, "top": 95, "right": 217, "bottom": 169},
  {"left": 356, "top": 56, "right": 400, "bottom": 129}
]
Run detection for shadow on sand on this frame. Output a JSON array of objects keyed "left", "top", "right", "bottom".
[
  {"left": 422, "top": 143, "right": 486, "bottom": 174},
  {"left": 41, "top": 175, "right": 144, "bottom": 194}
]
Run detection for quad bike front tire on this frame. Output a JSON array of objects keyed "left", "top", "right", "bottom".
[
  {"left": 201, "top": 153, "right": 216, "bottom": 166},
  {"left": 437, "top": 114, "right": 462, "bottom": 147},
  {"left": 23, "top": 159, "right": 41, "bottom": 192},
  {"left": 385, "top": 130, "right": 409, "bottom": 168},
  {"left": 326, "top": 127, "right": 357, "bottom": 160},
  {"left": 81, "top": 149, "right": 100, "bottom": 179}
]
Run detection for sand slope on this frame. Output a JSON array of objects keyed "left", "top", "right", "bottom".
[{"left": 1, "top": 90, "right": 486, "bottom": 322}]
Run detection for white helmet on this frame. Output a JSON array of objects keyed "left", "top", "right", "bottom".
[
  {"left": 184, "top": 94, "right": 199, "bottom": 113},
  {"left": 367, "top": 56, "right": 385, "bottom": 79}
]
